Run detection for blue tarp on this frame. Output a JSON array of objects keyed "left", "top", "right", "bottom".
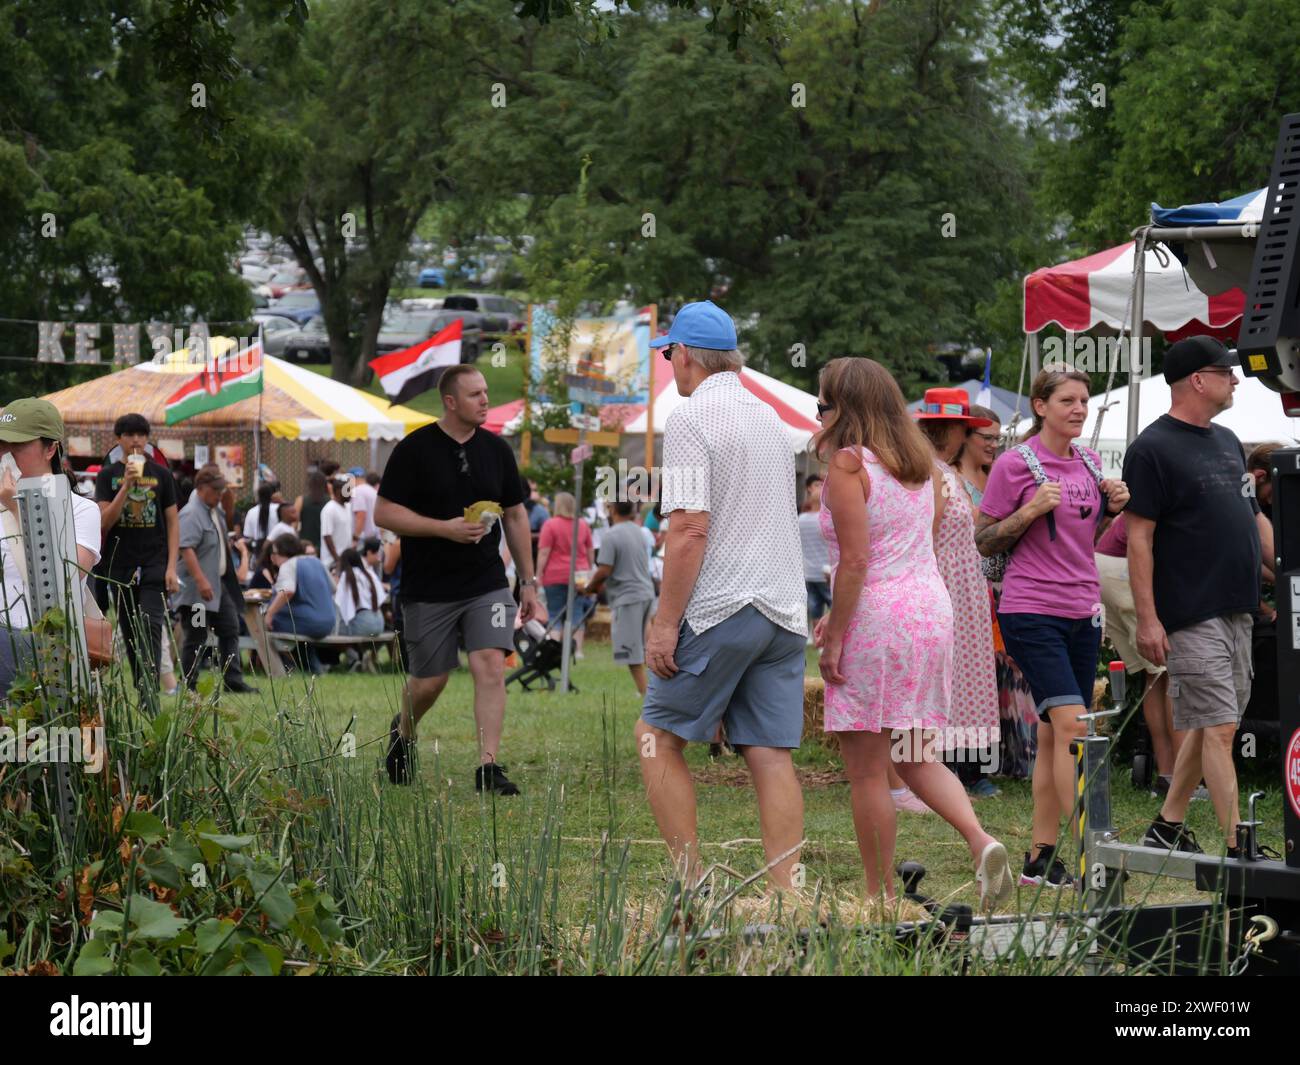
[{"left": 1151, "top": 188, "right": 1267, "bottom": 227}]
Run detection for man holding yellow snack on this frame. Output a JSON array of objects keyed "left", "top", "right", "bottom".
[{"left": 375, "top": 364, "right": 541, "bottom": 793}]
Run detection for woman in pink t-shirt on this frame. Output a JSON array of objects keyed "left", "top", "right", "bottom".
[
  {"left": 976, "top": 368, "right": 1130, "bottom": 890},
  {"left": 536, "top": 491, "right": 595, "bottom": 655}
]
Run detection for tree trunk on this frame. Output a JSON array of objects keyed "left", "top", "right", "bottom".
[{"left": 351, "top": 276, "right": 389, "bottom": 388}]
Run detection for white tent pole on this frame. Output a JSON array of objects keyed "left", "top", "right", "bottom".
[{"left": 1127, "top": 229, "right": 1148, "bottom": 447}]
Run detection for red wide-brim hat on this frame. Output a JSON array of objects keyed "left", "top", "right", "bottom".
[{"left": 913, "top": 387, "right": 993, "bottom": 427}]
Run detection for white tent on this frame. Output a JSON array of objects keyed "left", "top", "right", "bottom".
[{"left": 1011, "top": 376, "right": 1300, "bottom": 476}]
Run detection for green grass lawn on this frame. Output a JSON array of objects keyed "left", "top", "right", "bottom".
[{"left": 231, "top": 640, "right": 1285, "bottom": 921}]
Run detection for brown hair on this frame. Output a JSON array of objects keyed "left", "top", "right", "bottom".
[
  {"left": 439, "top": 364, "right": 482, "bottom": 401},
  {"left": 951, "top": 404, "right": 1000, "bottom": 469},
  {"left": 271, "top": 533, "right": 303, "bottom": 558},
  {"left": 917, "top": 419, "right": 952, "bottom": 451},
  {"left": 814, "top": 357, "right": 932, "bottom": 485},
  {"left": 1026, "top": 368, "right": 1091, "bottom": 437},
  {"left": 1247, "top": 441, "right": 1287, "bottom": 474}
]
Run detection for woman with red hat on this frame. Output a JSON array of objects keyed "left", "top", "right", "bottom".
[{"left": 914, "top": 389, "right": 1003, "bottom": 796}]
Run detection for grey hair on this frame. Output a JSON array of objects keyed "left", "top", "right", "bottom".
[{"left": 684, "top": 345, "right": 744, "bottom": 373}]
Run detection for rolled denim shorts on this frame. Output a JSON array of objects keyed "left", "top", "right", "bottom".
[{"left": 997, "top": 612, "right": 1102, "bottom": 723}]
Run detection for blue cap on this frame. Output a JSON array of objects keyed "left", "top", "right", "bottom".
[
  {"left": 348, "top": 466, "right": 365, "bottom": 477},
  {"left": 649, "top": 300, "right": 737, "bottom": 350}
]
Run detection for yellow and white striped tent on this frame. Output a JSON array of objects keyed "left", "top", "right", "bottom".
[{"left": 45, "top": 344, "right": 435, "bottom": 442}]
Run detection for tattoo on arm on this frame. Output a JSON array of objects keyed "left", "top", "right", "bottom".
[{"left": 975, "top": 509, "right": 1033, "bottom": 556}]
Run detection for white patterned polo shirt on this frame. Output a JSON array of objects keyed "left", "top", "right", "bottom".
[{"left": 660, "top": 371, "right": 806, "bottom": 636}]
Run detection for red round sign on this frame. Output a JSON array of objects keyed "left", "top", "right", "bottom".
[{"left": 1287, "top": 727, "right": 1300, "bottom": 822}]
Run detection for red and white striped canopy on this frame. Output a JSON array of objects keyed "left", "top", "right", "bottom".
[
  {"left": 1024, "top": 241, "right": 1244, "bottom": 340},
  {"left": 623, "top": 366, "right": 820, "bottom": 450}
]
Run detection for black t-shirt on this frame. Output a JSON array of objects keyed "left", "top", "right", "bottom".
[
  {"left": 378, "top": 423, "right": 524, "bottom": 603},
  {"left": 1123, "top": 414, "right": 1261, "bottom": 634},
  {"left": 94, "top": 458, "right": 178, "bottom": 578}
]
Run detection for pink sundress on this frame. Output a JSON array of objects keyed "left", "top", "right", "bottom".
[{"left": 820, "top": 448, "right": 954, "bottom": 732}]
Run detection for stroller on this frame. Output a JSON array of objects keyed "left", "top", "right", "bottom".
[{"left": 506, "top": 596, "right": 595, "bottom": 692}]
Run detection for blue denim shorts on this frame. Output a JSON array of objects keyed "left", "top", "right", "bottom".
[
  {"left": 641, "top": 605, "right": 806, "bottom": 748},
  {"left": 997, "top": 612, "right": 1102, "bottom": 723},
  {"left": 805, "top": 580, "right": 832, "bottom": 620}
]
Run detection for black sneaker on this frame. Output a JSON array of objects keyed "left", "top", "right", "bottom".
[
  {"left": 1019, "top": 846, "right": 1073, "bottom": 888},
  {"left": 222, "top": 679, "right": 260, "bottom": 694},
  {"left": 476, "top": 763, "right": 520, "bottom": 796},
  {"left": 386, "top": 714, "right": 411, "bottom": 785},
  {"left": 1144, "top": 816, "right": 1203, "bottom": 853}
]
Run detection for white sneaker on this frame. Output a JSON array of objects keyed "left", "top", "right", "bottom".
[{"left": 975, "top": 840, "right": 1013, "bottom": 913}]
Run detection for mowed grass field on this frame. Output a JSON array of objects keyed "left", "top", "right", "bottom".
[{"left": 232, "top": 638, "right": 1286, "bottom": 920}]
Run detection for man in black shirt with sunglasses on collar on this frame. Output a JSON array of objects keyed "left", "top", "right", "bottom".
[{"left": 376, "top": 364, "right": 541, "bottom": 792}]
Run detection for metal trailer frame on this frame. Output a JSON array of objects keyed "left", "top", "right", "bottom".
[{"left": 12, "top": 474, "right": 94, "bottom": 850}]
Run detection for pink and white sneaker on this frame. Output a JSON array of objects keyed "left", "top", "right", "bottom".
[{"left": 891, "top": 787, "right": 933, "bottom": 814}]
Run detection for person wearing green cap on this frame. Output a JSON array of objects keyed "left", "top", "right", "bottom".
[{"left": 0, "top": 398, "right": 102, "bottom": 694}]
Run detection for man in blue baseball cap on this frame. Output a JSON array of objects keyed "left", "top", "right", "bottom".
[{"left": 637, "top": 301, "right": 808, "bottom": 893}]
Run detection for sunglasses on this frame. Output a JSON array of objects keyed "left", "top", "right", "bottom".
[
  {"left": 660, "top": 342, "right": 676, "bottom": 362},
  {"left": 456, "top": 447, "right": 470, "bottom": 476},
  {"left": 1196, "top": 367, "right": 1235, "bottom": 378},
  {"left": 816, "top": 401, "right": 834, "bottom": 417}
]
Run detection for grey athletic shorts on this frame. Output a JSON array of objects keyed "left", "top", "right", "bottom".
[
  {"left": 641, "top": 604, "right": 805, "bottom": 748},
  {"left": 1166, "top": 613, "right": 1253, "bottom": 731},
  {"left": 610, "top": 598, "right": 654, "bottom": 665},
  {"left": 404, "top": 588, "right": 517, "bottom": 678}
]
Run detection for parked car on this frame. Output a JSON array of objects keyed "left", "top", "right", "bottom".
[
  {"left": 267, "top": 290, "right": 321, "bottom": 325},
  {"left": 417, "top": 265, "right": 446, "bottom": 288},
  {"left": 441, "top": 293, "right": 525, "bottom": 336},
  {"left": 376, "top": 308, "right": 482, "bottom": 362},
  {"left": 252, "top": 313, "right": 303, "bottom": 356},
  {"left": 278, "top": 316, "right": 332, "bottom": 364},
  {"left": 266, "top": 266, "right": 308, "bottom": 298}
]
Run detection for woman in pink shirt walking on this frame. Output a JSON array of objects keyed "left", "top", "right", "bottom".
[
  {"left": 536, "top": 491, "right": 595, "bottom": 656},
  {"left": 977, "top": 368, "right": 1130, "bottom": 888}
]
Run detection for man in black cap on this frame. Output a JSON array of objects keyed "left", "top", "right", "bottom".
[{"left": 1124, "top": 336, "right": 1272, "bottom": 859}]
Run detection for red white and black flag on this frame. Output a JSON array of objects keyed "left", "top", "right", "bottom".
[{"left": 368, "top": 318, "right": 462, "bottom": 406}]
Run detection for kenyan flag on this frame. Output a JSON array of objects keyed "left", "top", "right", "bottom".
[{"left": 164, "top": 342, "right": 264, "bottom": 425}]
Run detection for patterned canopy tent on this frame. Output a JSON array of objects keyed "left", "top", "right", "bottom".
[{"left": 44, "top": 350, "right": 434, "bottom": 441}]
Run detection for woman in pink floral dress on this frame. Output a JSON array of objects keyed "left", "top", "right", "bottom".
[{"left": 815, "top": 359, "right": 1012, "bottom": 913}]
